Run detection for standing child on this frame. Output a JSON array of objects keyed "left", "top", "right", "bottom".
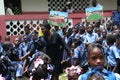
[
  {"left": 78, "top": 43, "right": 120, "bottom": 80},
  {"left": 64, "top": 40, "right": 83, "bottom": 80},
  {"left": 106, "top": 33, "right": 120, "bottom": 71}
]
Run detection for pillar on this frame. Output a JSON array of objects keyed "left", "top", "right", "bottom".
[{"left": 0, "top": 0, "right": 5, "bottom": 15}]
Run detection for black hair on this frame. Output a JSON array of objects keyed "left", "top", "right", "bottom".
[
  {"left": 86, "top": 24, "right": 93, "bottom": 29},
  {"left": 43, "top": 19, "right": 48, "bottom": 24},
  {"left": 34, "top": 53, "right": 51, "bottom": 64},
  {"left": 31, "top": 64, "right": 48, "bottom": 80},
  {"left": 79, "top": 26, "right": 85, "bottom": 34},
  {"left": 5, "top": 36, "right": 10, "bottom": 41},
  {"left": 92, "top": 0, "right": 97, "bottom": 7},
  {"left": 87, "top": 43, "right": 104, "bottom": 58},
  {"left": 96, "top": 37, "right": 103, "bottom": 45},
  {"left": 30, "top": 53, "right": 51, "bottom": 80},
  {"left": 106, "top": 33, "right": 116, "bottom": 44},
  {"left": 2, "top": 42, "right": 13, "bottom": 51},
  {"left": 42, "top": 23, "right": 51, "bottom": 30},
  {"left": 24, "top": 24, "right": 30, "bottom": 30},
  {"left": 74, "top": 39, "right": 82, "bottom": 47},
  {"left": 116, "top": 34, "right": 120, "bottom": 41}
]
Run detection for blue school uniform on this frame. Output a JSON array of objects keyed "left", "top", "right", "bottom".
[
  {"left": 0, "top": 42, "right": 3, "bottom": 52},
  {"left": 21, "top": 41, "right": 30, "bottom": 55},
  {"left": 107, "top": 45, "right": 120, "bottom": 67},
  {"left": 83, "top": 33, "right": 98, "bottom": 43},
  {"left": 73, "top": 43, "right": 86, "bottom": 66},
  {"left": 78, "top": 67, "right": 120, "bottom": 80},
  {"left": 12, "top": 44, "right": 23, "bottom": 77}
]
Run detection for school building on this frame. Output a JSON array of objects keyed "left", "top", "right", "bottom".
[{"left": 0, "top": 0, "right": 118, "bottom": 41}]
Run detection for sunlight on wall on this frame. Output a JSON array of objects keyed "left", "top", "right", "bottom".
[{"left": 0, "top": 0, "right": 5, "bottom": 15}]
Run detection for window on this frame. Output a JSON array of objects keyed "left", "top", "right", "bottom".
[
  {"left": 48, "top": 0, "right": 90, "bottom": 11},
  {"left": 4, "top": 0, "right": 22, "bottom": 15}
]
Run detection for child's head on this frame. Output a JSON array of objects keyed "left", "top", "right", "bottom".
[
  {"left": 101, "top": 29, "right": 107, "bottom": 38},
  {"left": 112, "top": 25, "right": 119, "bottom": 31},
  {"left": 2, "top": 42, "right": 13, "bottom": 51},
  {"left": 31, "top": 53, "right": 51, "bottom": 80},
  {"left": 34, "top": 53, "right": 51, "bottom": 65},
  {"left": 31, "top": 64, "right": 48, "bottom": 80},
  {"left": 71, "top": 42, "right": 76, "bottom": 51},
  {"left": 87, "top": 43, "right": 105, "bottom": 69},
  {"left": 73, "top": 58, "right": 79, "bottom": 66},
  {"left": 14, "top": 36, "right": 21, "bottom": 47},
  {"left": 113, "top": 32, "right": 120, "bottom": 47},
  {"left": 5, "top": 36, "right": 10, "bottom": 41},
  {"left": 86, "top": 24, "right": 93, "bottom": 34},
  {"left": 24, "top": 25, "right": 30, "bottom": 34},
  {"left": 106, "top": 33, "right": 116, "bottom": 45},
  {"left": 96, "top": 37, "right": 103, "bottom": 45}
]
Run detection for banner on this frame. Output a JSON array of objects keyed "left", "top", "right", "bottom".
[
  {"left": 49, "top": 10, "right": 68, "bottom": 27},
  {"left": 85, "top": 4, "right": 103, "bottom": 21}
]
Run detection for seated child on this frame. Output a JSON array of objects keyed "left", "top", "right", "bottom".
[
  {"left": 29, "top": 53, "right": 53, "bottom": 80},
  {"left": 78, "top": 43, "right": 120, "bottom": 80},
  {"left": 65, "top": 58, "right": 83, "bottom": 80}
]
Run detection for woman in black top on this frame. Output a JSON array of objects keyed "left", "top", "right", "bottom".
[{"left": 20, "top": 23, "right": 71, "bottom": 80}]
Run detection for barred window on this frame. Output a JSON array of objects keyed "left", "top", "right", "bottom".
[{"left": 48, "top": 0, "right": 90, "bottom": 11}]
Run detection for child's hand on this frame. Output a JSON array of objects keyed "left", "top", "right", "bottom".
[
  {"left": 61, "top": 60, "right": 68, "bottom": 64},
  {"left": 84, "top": 42, "right": 90, "bottom": 48},
  {"left": 70, "top": 50, "right": 74, "bottom": 58},
  {"left": 18, "top": 57, "right": 23, "bottom": 61}
]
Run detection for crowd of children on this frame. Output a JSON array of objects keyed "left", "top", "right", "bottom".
[{"left": 0, "top": 17, "right": 120, "bottom": 80}]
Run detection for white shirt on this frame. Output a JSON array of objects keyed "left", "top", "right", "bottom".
[{"left": 6, "top": 8, "right": 14, "bottom": 15}]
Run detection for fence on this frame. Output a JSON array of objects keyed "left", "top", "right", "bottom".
[{"left": 0, "top": 11, "right": 113, "bottom": 42}]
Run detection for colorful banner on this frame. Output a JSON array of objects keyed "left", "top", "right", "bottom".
[
  {"left": 49, "top": 10, "right": 68, "bottom": 27},
  {"left": 85, "top": 4, "right": 103, "bottom": 21}
]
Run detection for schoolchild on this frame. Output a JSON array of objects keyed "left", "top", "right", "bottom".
[
  {"left": 106, "top": 33, "right": 120, "bottom": 71},
  {"left": 78, "top": 43, "right": 120, "bottom": 80}
]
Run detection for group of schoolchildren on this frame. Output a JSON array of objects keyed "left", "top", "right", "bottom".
[
  {"left": 0, "top": 18, "right": 120, "bottom": 80},
  {"left": 59, "top": 19, "right": 120, "bottom": 80}
]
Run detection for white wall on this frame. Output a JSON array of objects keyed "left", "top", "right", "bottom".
[
  {"left": 21, "top": 0, "right": 117, "bottom": 12},
  {"left": 21, "top": 0, "right": 48, "bottom": 12},
  {"left": 89, "top": 0, "right": 117, "bottom": 10},
  {"left": 98, "top": 0, "right": 117, "bottom": 10},
  {"left": 0, "top": 0, "right": 5, "bottom": 15}
]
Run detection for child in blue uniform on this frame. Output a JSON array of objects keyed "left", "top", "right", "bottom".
[{"left": 78, "top": 43, "right": 120, "bottom": 80}]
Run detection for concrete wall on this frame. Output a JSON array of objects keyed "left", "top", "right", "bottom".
[
  {"left": 89, "top": 0, "right": 117, "bottom": 10},
  {"left": 97, "top": 0, "right": 117, "bottom": 10},
  {"left": 21, "top": 0, "right": 48, "bottom": 12},
  {"left": 21, "top": 0, "right": 117, "bottom": 12}
]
